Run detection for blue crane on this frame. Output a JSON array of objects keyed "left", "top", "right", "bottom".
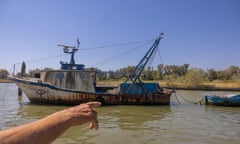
[{"left": 120, "top": 33, "right": 164, "bottom": 95}]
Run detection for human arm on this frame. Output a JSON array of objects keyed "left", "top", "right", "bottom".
[{"left": 0, "top": 101, "right": 101, "bottom": 144}]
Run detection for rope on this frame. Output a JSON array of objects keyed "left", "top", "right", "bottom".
[
  {"left": 79, "top": 39, "right": 154, "bottom": 50},
  {"left": 173, "top": 92, "right": 181, "bottom": 104},
  {"left": 157, "top": 49, "right": 164, "bottom": 66},
  {"left": 174, "top": 90, "right": 205, "bottom": 105},
  {"left": 12, "top": 38, "right": 155, "bottom": 70},
  {"left": 92, "top": 40, "right": 153, "bottom": 67},
  {"left": 14, "top": 54, "right": 66, "bottom": 66}
]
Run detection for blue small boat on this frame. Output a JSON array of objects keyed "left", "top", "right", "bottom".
[{"left": 205, "top": 94, "right": 240, "bottom": 106}]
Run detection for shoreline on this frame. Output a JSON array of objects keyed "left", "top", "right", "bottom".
[
  {"left": 164, "top": 86, "right": 240, "bottom": 91},
  {"left": 1, "top": 79, "right": 240, "bottom": 91},
  {"left": 0, "top": 79, "right": 12, "bottom": 83},
  {"left": 97, "top": 80, "right": 240, "bottom": 92}
]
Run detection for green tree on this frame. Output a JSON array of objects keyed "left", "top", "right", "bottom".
[
  {"left": 115, "top": 66, "right": 135, "bottom": 79},
  {"left": 43, "top": 67, "right": 55, "bottom": 71},
  {"left": 164, "top": 65, "right": 178, "bottom": 78},
  {"left": 232, "top": 72, "right": 240, "bottom": 83},
  {"left": 224, "top": 66, "right": 240, "bottom": 80},
  {"left": 96, "top": 70, "right": 107, "bottom": 81},
  {"left": 107, "top": 70, "right": 115, "bottom": 80},
  {"left": 0, "top": 69, "right": 9, "bottom": 79},
  {"left": 163, "top": 64, "right": 189, "bottom": 79},
  {"left": 28, "top": 68, "right": 41, "bottom": 77},
  {"left": 184, "top": 68, "right": 206, "bottom": 87},
  {"left": 157, "top": 64, "right": 164, "bottom": 80},
  {"left": 143, "top": 66, "right": 154, "bottom": 80},
  {"left": 181, "top": 64, "right": 189, "bottom": 77},
  {"left": 216, "top": 70, "right": 226, "bottom": 80},
  {"left": 207, "top": 68, "right": 217, "bottom": 81}
]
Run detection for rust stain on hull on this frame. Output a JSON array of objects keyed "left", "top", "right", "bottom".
[{"left": 18, "top": 82, "right": 172, "bottom": 106}]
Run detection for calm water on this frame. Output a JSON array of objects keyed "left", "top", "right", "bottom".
[{"left": 0, "top": 83, "right": 240, "bottom": 144}]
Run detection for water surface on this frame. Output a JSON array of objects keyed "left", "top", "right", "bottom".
[{"left": 0, "top": 83, "right": 239, "bottom": 144}]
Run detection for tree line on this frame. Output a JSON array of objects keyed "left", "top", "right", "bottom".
[
  {"left": 1, "top": 64, "right": 240, "bottom": 85},
  {"left": 96, "top": 64, "right": 240, "bottom": 83}
]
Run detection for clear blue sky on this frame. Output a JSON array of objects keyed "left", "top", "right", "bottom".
[{"left": 0, "top": 0, "right": 239, "bottom": 73}]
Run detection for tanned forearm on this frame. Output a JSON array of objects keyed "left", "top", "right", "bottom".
[
  {"left": 0, "top": 110, "right": 71, "bottom": 144},
  {"left": 0, "top": 102, "right": 101, "bottom": 144}
]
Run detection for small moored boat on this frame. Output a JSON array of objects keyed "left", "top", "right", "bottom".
[
  {"left": 205, "top": 94, "right": 240, "bottom": 106},
  {"left": 9, "top": 33, "right": 174, "bottom": 105}
]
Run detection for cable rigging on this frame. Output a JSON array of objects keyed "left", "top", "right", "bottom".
[
  {"left": 12, "top": 38, "right": 156, "bottom": 70},
  {"left": 78, "top": 39, "right": 154, "bottom": 50},
  {"left": 173, "top": 90, "right": 205, "bottom": 105},
  {"left": 92, "top": 40, "right": 153, "bottom": 68}
]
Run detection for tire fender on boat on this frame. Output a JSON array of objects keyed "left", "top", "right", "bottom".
[
  {"left": 122, "top": 96, "right": 128, "bottom": 102},
  {"left": 96, "top": 96, "right": 105, "bottom": 104}
]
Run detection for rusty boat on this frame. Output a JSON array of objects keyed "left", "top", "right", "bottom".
[{"left": 9, "top": 33, "right": 174, "bottom": 105}]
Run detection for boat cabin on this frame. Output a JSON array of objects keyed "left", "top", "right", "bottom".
[{"left": 40, "top": 70, "right": 96, "bottom": 92}]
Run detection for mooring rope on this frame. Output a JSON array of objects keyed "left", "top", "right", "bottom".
[
  {"left": 174, "top": 90, "right": 205, "bottom": 105},
  {"left": 173, "top": 92, "right": 181, "bottom": 104}
]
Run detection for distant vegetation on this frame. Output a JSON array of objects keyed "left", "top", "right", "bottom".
[
  {"left": 1, "top": 64, "right": 240, "bottom": 88},
  {"left": 0, "top": 69, "right": 8, "bottom": 79},
  {"left": 96, "top": 64, "right": 240, "bottom": 88}
]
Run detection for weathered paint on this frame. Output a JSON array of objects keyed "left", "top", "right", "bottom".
[
  {"left": 205, "top": 95, "right": 240, "bottom": 106},
  {"left": 16, "top": 81, "right": 172, "bottom": 106}
]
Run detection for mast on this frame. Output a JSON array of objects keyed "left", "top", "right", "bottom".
[
  {"left": 58, "top": 38, "right": 80, "bottom": 65},
  {"left": 58, "top": 38, "right": 84, "bottom": 70}
]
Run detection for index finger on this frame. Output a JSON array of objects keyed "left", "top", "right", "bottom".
[{"left": 86, "top": 101, "right": 101, "bottom": 108}]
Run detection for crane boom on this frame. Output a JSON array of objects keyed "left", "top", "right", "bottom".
[
  {"left": 120, "top": 33, "right": 164, "bottom": 95},
  {"left": 126, "top": 33, "right": 163, "bottom": 83}
]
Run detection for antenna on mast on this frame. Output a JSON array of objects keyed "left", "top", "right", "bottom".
[
  {"left": 77, "top": 38, "right": 80, "bottom": 49},
  {"left": 58, "top": 38, "right": 85, "bottom": 70}
]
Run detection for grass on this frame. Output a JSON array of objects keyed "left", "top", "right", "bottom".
[
  {"left": 97, "top": 80, "right": 240, "bottom": 90},
  {"left": 0, "top": 79, "right": 11, "bottom": 83},
  {"left": 3, "top": 77, "right": 240, "bottom": 90}
]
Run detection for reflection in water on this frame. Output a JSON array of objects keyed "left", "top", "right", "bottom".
[
  {"left": 69, "top": 106, "right": 171, "bottom": 144},
  {"left": 1, "top": 83, "right": 240, "bottom": 144},
  {"left": 100, "top": 105, "right": 171, "bottom": 130}
]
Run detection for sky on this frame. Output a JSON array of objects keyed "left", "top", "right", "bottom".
[{"left": 0, "top": 0, "right": 239, "bottom": 73}]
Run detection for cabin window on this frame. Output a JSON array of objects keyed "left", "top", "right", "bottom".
[
  {"left": 34, "top": 73, "right": 40, "bottom": 78},
  {"left": 56, "top": 72, "right": 64, "bottom": 79},
  {"left": 79, "top": 73, "right": 88, "bottom": 79}
]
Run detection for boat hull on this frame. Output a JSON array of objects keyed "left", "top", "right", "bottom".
[
  {"left": 205, "top": 95, "right": 240, "bottom": 106},
  {"left": 14, "top": 78, "right": 172, "bottom": 106}
]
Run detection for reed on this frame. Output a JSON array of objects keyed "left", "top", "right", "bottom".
[
  {"left": 0, "top": 79, "right": 11, "bottom": 83},
  {"left": 97, "top": 80, "right": 240, "bottom": 90}
]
